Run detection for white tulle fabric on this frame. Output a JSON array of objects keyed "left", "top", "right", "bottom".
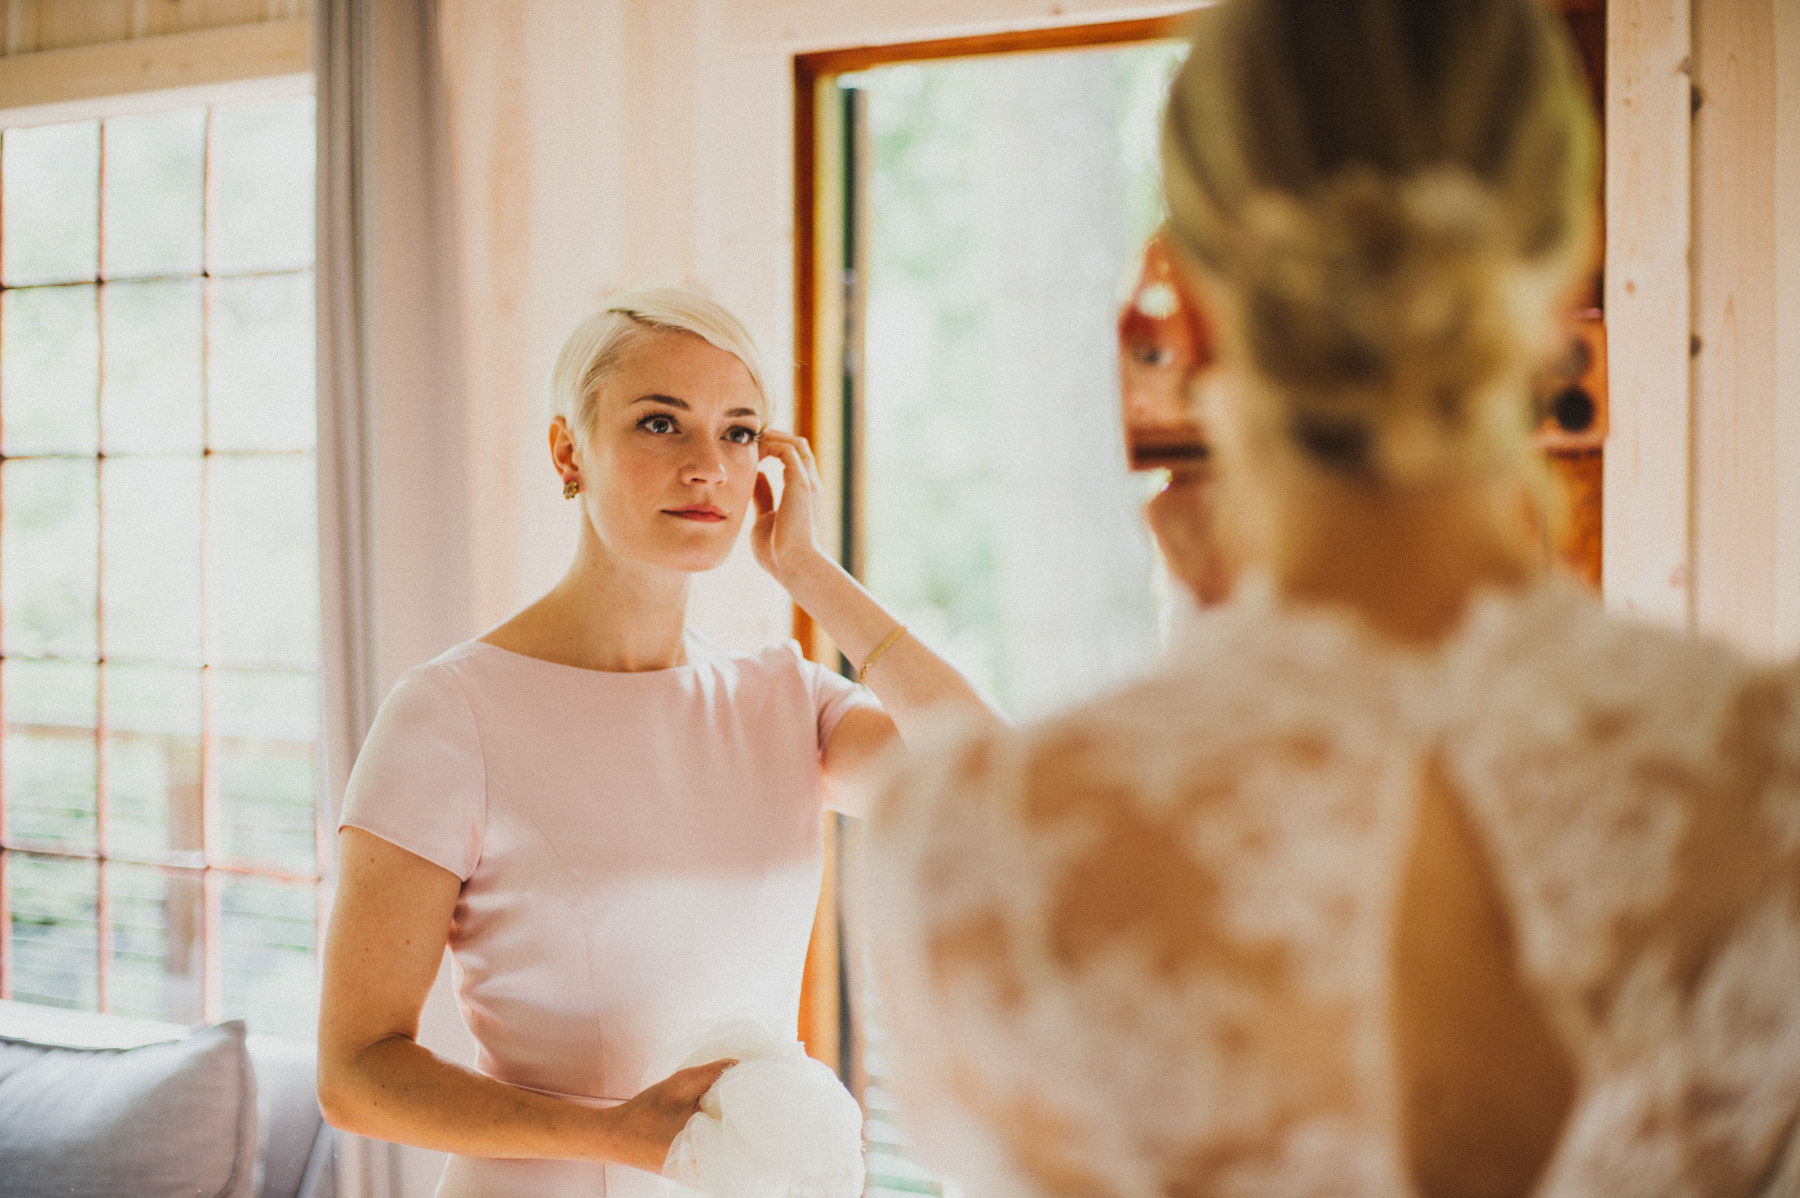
[
  {"left": 866, "top": 575, "right": 1800, "bottom": 1198},
  {"left": 660, "top": 1023, "right": 865, "bottom": 1198}
]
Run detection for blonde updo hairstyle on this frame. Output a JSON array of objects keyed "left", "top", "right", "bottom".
[
  {"left": 550, "top": 286, "right": 769, "bottom": 441},
  {"left": 1162, "top": 0, "right": 1598, "bottom": 485}
]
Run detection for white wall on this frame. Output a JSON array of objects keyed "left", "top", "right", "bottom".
[{"left": 1603, "top": 0, "right": 1692, "bottom": 627}]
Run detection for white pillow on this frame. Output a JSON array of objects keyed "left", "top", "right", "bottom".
[{"left": 0, "top": 1015, "right": 258, "bottom": 1198}]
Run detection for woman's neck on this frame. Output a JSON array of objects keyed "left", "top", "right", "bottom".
[
  {"left": 482, "top": 530, "right": 693, "bottom": 672},
  {"left": 1252, "top": 466, "right": 1544, "bottom": 647}
]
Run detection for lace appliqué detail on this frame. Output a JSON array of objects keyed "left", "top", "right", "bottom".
[
  {"left": 868, "top": 603, "right": 1418, "bottom": 1198},
  {"left": 1443, "top": 584, "right": 1800, "bottom": 1196},
  {"left": 868, "top": 577, "right": 1800, "bottom": 1198}
]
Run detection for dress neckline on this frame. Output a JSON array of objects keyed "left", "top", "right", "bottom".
[
  {"left": 464, "top": 630, "right": 730, "bottom": 677},
  {"left": 1222, "top": 567, "right": 1576, "bottom": 660}
]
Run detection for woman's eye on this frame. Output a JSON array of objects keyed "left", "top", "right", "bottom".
[
  {"left": 725, "top": 426, "right": 761, "bottom": 446},
  {"left": 639, "top": 414, "right": 677, "bottom": 435}
]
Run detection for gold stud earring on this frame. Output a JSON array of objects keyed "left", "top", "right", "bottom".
[{"left": 563, "top": 478, "right": 579, "bottom": 500}]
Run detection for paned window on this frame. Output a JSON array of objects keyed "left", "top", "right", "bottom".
[{"left": 0, "top": 95, "right": 322, "bottom": 1040}]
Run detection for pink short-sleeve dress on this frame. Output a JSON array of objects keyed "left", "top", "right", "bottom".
[{"left": 338, "top": 634, "right": 879, "bottom": 1198}]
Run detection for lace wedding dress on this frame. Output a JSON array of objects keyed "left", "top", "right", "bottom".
[{"left": 866, "top": 576, "right": 1800, "bottom": 1198}]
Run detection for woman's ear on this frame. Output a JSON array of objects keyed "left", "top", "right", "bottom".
[{"left": 549, "top": 415, "right": 581, "bottom": 474}]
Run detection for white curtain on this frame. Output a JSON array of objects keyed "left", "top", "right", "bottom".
[{"left": 316, "top": 1, "right": 476, "bottom": 1194}]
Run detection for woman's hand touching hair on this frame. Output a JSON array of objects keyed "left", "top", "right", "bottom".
[
  {"left": 745, "top": 427, "right": 1004, "bottom": 752},
  {"left": 751, "top": 430, "right": 828, "bottom": 588}
]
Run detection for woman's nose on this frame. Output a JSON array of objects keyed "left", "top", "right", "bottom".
[{"left": 682, "top": 440, "right": 728, "bottom": 485}]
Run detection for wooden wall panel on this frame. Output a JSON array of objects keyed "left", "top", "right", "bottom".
[
  {"left": 1693, "top": 0, "right": 1782, "bottom": 656},
  {"left": 0, "top": 0, "right": 305, "bottom": 57},
  {"left": 1603, "top": 0, "right": 1692, "bottom": 626},
  {"left": 0, "top": 19, "right": 310, "bottom": 117},
  {"left": 1776, "top": 0, "right": 1800, "bottom": 652}
]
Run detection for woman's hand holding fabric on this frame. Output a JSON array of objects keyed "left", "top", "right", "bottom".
[
  {"left": 601, "top": 1059, "right": 738, "bottom": 1174},
  {"left": 658, "top": 1023, "right": 866, "bottom": 1198}
]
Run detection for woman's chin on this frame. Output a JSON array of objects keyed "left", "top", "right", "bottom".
[
  {"left": 639, "top": 536, "right": 742, "bottom": 576},
  {"left": 594, "top": 518, "right": 744, "bottom": 576},
  {"left": 676, "top": 549, "right": 737, "bottom": 574}
]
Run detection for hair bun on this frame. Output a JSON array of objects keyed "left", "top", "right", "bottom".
[{"left": 1224, "top": 167, "right": 1556, "bottom": 481}]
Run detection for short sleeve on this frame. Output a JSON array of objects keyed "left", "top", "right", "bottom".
[
  {"left": 792, "top": 645, "right": 884, "bottom": 754},
  {"left": 339, "top": 662, "right": 486, "bottom": 880}
]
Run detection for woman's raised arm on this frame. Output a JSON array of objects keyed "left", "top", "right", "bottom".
[
  {"left": 318, "top": 826, "right": 731, "bottom": 1169},
  {"left": 752, "top": 431, "right": 1007, "bottom": 758}
]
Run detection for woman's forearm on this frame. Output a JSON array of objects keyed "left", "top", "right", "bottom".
[
  {"left": 319, "top": 829, "right": 656, "bottom": 1166},
  {"left": 318, "top": 1033, "right": 620, "bottom": 1162},
  {"left": 780, "top": 551, "right": 1006, "bottom": 735}
]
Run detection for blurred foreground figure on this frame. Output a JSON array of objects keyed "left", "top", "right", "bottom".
[{"left": 867, "top": 1, "right": 1800, "bottom": 1195}]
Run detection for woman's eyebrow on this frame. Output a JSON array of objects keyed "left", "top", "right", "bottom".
[{"left": 630, "top": 394, "right": 759, "bottom": 419}]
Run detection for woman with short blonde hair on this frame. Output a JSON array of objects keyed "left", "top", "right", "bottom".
[{"left": 318, "top": 285, "right": 999, "bottom": 1197}]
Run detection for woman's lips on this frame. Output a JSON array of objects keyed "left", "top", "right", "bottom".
[{"left": 665, "top": 506, "right": 727, "bottom": 522}]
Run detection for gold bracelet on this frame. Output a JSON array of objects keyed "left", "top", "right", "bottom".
[{"left": 859, "top": 624, "right": 908, "bottom": 685}]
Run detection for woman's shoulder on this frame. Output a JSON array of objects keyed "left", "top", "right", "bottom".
[
  {"left": 1020, "top": 584, "right": 1417, "bottom": 787},
  {"left": 350, "top": 653, "right": 490, "bottom": 778},
  {"left": 1435, "top": 576, "right": 1800, "bottom": 979},
  {"left": 1437, "top": 575, "right": 1796, "bottom": 776},
  {"left": 1447, "top": 574, "right": 1746, "bottom": 693},
  {"left": 1438, "top": 585, "right": 1800, "bottom": 1194},
  {"left": 375, "top": 646, "right": 483, "bottom": 718},
  {"left": 869, "top": 594, "right": 1414, "bottom": 903},
  {"left": 889, "top": 586, "right": 1402, "bottom": 776},
  {"left": 342, "top": 648, "right": 490, "bottom": 879}
]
